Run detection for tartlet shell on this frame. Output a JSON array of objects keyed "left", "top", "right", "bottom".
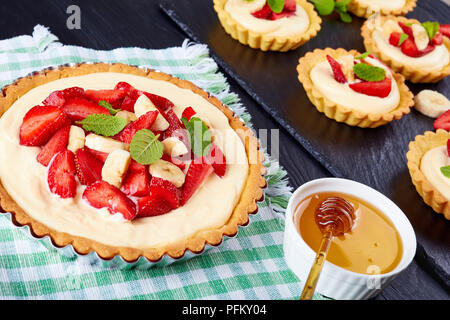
[
  {"left": 406, "top": 129, "right": 450, "bottom": 220},
  {"left": 348, "top": 0, "right": 417, "bottom": 18},
  {"left": 297, "top": 47, "right": 414, "bottom": 128},
  {"left": 213, "top": 0, "right": 322, "bottom": 52},
  {"left": 361, "top": 15, "right": 450, "bottom": 83},
  {"left": 0, "top": 62, "right": 267, "bottom": 263}
]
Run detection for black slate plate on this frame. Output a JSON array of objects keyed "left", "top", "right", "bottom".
[{"left": 160, "top": 0, "right": 450, "bottom": 286}]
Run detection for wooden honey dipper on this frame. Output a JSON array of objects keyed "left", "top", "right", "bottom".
[{"left": 300, "top": 196, "right": 356, "bottom": 300}]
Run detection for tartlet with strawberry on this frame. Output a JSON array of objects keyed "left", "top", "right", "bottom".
[
  {"left": 213, "top": 0, "right": 321, "bottom": 51},
  {"left": 362, "top": 16, "right": 450, "bottom": 83},
  {"left": 297, "top": 48, "right": 413, "bottom": 128},
  {"left": 407, "top": 130, "right": 450, "bottom": 220},
  {"left": 0, "top": 63, "right": 266, "bottom": 262},
  {"left": 348, "top": 0, "right": 417, "bottom": 19}
]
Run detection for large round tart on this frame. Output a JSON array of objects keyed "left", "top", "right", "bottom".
[{"left": 0, "top": 63, "right": 266, "bottom": 262}]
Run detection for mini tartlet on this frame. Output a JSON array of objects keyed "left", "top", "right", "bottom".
[
  {"left": 348, "top": 0, "right": 417, "bottom": 19},
  {"left": 213, "top": 0, "right": 321, "bottom": 52},
  {"left": 407, "top": 130, "right": 450, "bottom": 220},
  {"left": 0, "top": 63, "right": 267, "bottom": 263},
  {"left": 361, "top": 16, "right": 450, "bottom": 83},
  {"left": 297, "top": 48, "right": 413, "bottom": 128}
]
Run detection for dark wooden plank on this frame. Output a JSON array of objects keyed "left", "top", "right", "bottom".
[{"left": 160, "top": 0, "right": 450, "bottom": 288}]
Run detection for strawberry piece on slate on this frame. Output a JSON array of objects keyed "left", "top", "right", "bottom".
[
  {"left": 434, "top": 109, "right": 450, "bottom": 131},
  {"left": 19, "top": 105, "right": 70, "bottom": 146},
  {"left": 36, "top": 125, "right": 71, "bottom": 166},
  {"left": 47, "top": 150, "right": 77, "bottom": 199},
  {"left": 84, "top": 89, "right": 127, "bottom": 108},
  {"left": 114, "top": 111, "right": 158, "bottom": 144},
  {"left": 349, "top": 77, "right": 392, "bottom": 98},
  {"left": 61, "top": 97, "right": 109, "bottom": 121},
  {"left": 181, "top": 159, "right": 214, "bottom": 205},
  {"left": 122, "top": 169, "right": 150, "bottom": 197},
  {"left": 74, "top": 148, "right": 104, "bottom": 186},
  {"left": 326, "top": 55, "right": 347, "bottom": 83},
  {"left": 83, "top": 180, "right": 137, "bottom": 220}
]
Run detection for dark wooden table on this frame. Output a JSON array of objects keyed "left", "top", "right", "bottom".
[{"left": 0, "top": 0, "right": 448, "bottom": 300}]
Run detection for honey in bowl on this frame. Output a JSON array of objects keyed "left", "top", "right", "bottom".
[{"left": 295, "top": 192, "right": 403, "bottom": 275}]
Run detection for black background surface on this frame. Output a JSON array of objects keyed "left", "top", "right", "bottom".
[{"left": 0, "top": 0, "right": 448, "bottom": 299}]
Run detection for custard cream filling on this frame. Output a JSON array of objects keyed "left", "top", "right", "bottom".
[
  {"left": 0, "top": 73, "right": 249, "bottom": 249},
  {"left": 420, "top": 146, "right": 450, "bottom": 200},
  {"left": 224, "top": 0, "right": 310, "bottom": 37},
  {"left": 309, "top": 56, "right": 400, "bottom": 113},
  {"left": 372, "top": 29, "right": 450, "bottom": 72},
  {"left": 354, "top": 0, "right": 406, "bottom": 11}
]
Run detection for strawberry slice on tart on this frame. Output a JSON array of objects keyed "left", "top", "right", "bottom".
[
  {"left": 114, "top": 111, "right": 158, "bottom": 144},
  {"left": 74, "top": 148, "right": 104, "bottom": 186},
  {"left": 121, "top": 169, "right": 150, "bottom": 197},
  {"left": 84, "top": 89, "right": 127, "bottom": 108},
  {"left": 61, "top": 97, "right": 110, "bottom": 121},
  {"left": 252, "top": 0, "right": 297, "bottom": 21},
  {"left": 36, "top": 124, "right": 71, "bottom": 166},
  {"left": 181, "top": 159, "right": 214, "bottom": 205},
  {"left": 47, "top": 150, "right": 77, "bottom": 199},
  {"left": 137, "top": 177, "right": 180, "bottom": 217},
  {"left": 43, "top": 87, "right": 85, "bottom": 107}
]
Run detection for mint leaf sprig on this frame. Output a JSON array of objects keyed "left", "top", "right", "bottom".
[
  {"left": 309, "top": 0, "right": 352, "bottom": 23},
  {"left": 422, "top": 21, "right": 440, "bottom": 41},
  {"left": 129, "top": 129, "right": 164, "bottom": 165},
  {"left": 440, "top": 166, "right": 450, "bottom": 178},
  {"left": 77, "top": 114, "right": 127, "bottom": 137},
  {"left": 181, "top": 116, "right": 212, "bottom": 158},
  {"left": 99, "top": 100, "right": 120, "bottom": 116},
  {"left": 353, "top": 63, "right": 386, "bottom": 82}
]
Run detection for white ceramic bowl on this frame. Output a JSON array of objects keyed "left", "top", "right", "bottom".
[{"left": 283, "top": 178, "right": 416, "bottom": 300}]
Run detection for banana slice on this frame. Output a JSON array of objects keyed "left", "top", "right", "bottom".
[
  {"left": 115, "top": 110, "right": 137, "bottom": 124},
  {"left": 382, "top": 19, "right": 402, "bottom": 38},
  {"left": 162, "top": 137, "right": 188, "bottom": 158},
  {"left": 149, "top": 159, "right": 185, "bottom": 188},
  {"left": 412, "top": 24, "right": 429, "bottom": 51},
  {"left": 67, "top": 125, "right": 85, "bottom": 153},
  {"left": 102, "top": 149, "right": 131, "bottom": 188},
  {"left": 134, "top": 95, "right": 169, "bottom": 131},
  {"left": 414, "top": 90, "right": 450, "bottom": 118},
  {"left": 85, "top": 133, "right": 129, "bottom": 153}
]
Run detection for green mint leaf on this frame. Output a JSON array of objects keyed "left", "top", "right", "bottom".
[
  {"left": 129, "top": 129, "right": 163, "bottom": 165},
  {"left": 421, "top": 21, "right": 440, "bottom": 40},
  {"left": 338, "top": 11, "right": 352, "bottom": 23},
  {"left": 267, "top": 0, "right": 285, "bottom": 13},
  {"left": 440, "top": 166, "right": 450, "bottom": 178},
  {"left": 77, "top": 114, "right": 127, "bottom": 137},
  {"left": 99, "top": 100, "right": 120, "bottom": 116},
  {"left": 353, "top": 63, "right": 386, "bottom": 82},
  {"left": 335, "top": 0, "right": 350, "bottom": 12},
  {"left": 310, "top": 0, "right": 335, "bottom": 15},
  {"left": 181, "top": 116, "right": 212, "bottom": 158},
  {"left": 355, "top": 51, "right": 371, "bottom": 60},
  {"left": 398, "top": 33, "right": 409, "bottom": 46}
]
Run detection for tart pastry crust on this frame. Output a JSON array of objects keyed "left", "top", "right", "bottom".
[
  {"left": 361, "top": 16, "right": 450, "bottom": 83},
  {"left": 406, "top": 129, "right": 450, "bottom": 220},
  {"left": 348, "top": 0, "right": 417, "bottom": 18},
  {"left": 297, "top": 48, "right": 413, "bottom": 128},
  {"left": 213, "top": 0, "right": 321, "bottom": 52},
  {"left": 0, "top": 63, "right": 267, "bottom": 262}
]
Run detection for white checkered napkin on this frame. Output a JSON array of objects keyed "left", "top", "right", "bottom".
[{"left": 0, "top": 25, "right": 325, "bottom": 300}]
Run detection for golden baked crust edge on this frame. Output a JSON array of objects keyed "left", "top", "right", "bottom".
[{"left": 0, "top": 62, "right": 268, "bottom": 263}]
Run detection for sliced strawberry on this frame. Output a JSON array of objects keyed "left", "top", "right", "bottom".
[
  {"left": 83, "top": 180, "right": 137, "bottom": 220},
  {"left": 137, "top": 177, "right": 180, "bottom": 217},
  {"left": 122, "top": 169, "right": 150, "bottom": 197},
  {"left": 270, "top": 11, "right": 295, "bottom": 20},
  {"left": 432, "top": 32, "right": 443, "bottom": 46},
  {"left": 84, "top": 89, "right": 127, "bottom": 108},
  {"left": 163, "top": 109, "right": 188, "bottom": 143},
  {"left": 349, "top": 77, "right": 392, "bottom": 98},
  {"left": 447, "top": 139, "right": 450, "bottom": 157},
  {"left": 326, "top": 55, "right": 347, "bottom": 83},
  {"left": 20, "top": 105, "right": 69, "bottom": 146},
  {"left": 252, "top": 3, "right": 272, "bottom": 19},
  {"left": 434, "top": 109, "right": 450, "bottom": 131},
  {"left": 439, "top": 24, "right": 450, "bottom": 38},
  {"left": 284, "top": 0, "right": 297, "bottom": 12},
  {"left": 161, "top": 154, "right": 186, "bottom": 171},
  {"left": 144, "top": 93, "right": 174, "bottom": 111},
  {"left": 74, "top": 148, "right": 103, "bottom": 185},
  {"left": 389, "top": 32, "right": 402, "bottom": 46},
  {"left": 43, "top": 87, "right": 85, "bottom": 107},
  {"left": 129, "top": 159, "right": 147, "bottom": 173},
  {"left": 181, "top": 159, "right": 214, "bottom": 205},
  {"left": 114, "top": 111, "right": 158, "bottom": 144},
  {"left": 120, "top": 96, "right": 136, "bottom": 112},
  {"left": 150, "top": 177, "right": 179, "bottom": 209},
  {"left": 86, "top": 148, "right": 109, "bottom": 163},
  {"left": 115, "top": 81, "right": 134, "bottom": 93},
  {"left": 62, "top": 97, "right": 109, "bottom": 121},
  {"left": 36, "top": 125, "right": 70, "bottom": 166},
  {"left": 401, "top": 38, "right": 435, "bottom": 57},
  {"left": 47, "top": 150, "right": 77, "bottom": 198},
  {"left": 398, "top": 22, "right": 414, "bottom": 37},
  {"left": 181, "top": 107, "right": 196, "bottom": 121},
  {"left": 207, "top": 143, "right": 226, "bottom": 178}
]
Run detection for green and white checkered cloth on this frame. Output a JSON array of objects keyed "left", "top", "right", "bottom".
[{"left": 0, "top": 25, "right": 323, "bottom": 300}]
